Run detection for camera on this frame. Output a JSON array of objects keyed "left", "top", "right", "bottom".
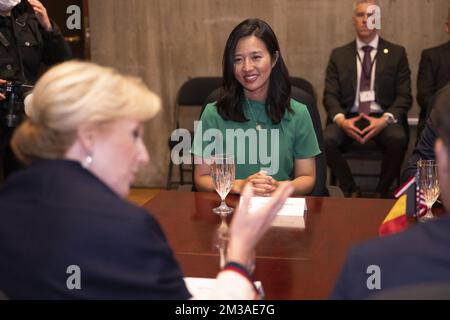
[{"left": 0, "top": 81, "right": 33, "bottom": 127}]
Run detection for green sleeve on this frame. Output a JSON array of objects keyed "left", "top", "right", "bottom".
[{"left": 293, "top": 103, "right": 321, "bottom": 159}]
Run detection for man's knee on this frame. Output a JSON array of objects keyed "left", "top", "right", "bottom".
[
  {"left": 385, "top": 134, "right": 408, "bottom": 151},
  {"left": 380, "top": 126, "right": 408, "bottom": 150}
]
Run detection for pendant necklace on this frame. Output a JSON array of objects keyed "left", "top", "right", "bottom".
[{"left": 245, "top": 97, "right": 262, "bottom": 131}]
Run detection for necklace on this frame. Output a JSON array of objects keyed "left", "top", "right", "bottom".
[{"left": 245, "top": 98, "right": 262, "bottom": 131}]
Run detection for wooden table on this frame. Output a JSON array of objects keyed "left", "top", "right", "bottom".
[{"left": 143, "top": 191, "right": 395, "bottom": 299}]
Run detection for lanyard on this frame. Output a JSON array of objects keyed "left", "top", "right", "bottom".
[{"left": 356, "top": 50, "right": 378, "bottom": 81}]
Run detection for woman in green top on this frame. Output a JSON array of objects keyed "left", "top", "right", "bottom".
[{"left": 193, "top": 18, "right": 320, "bottom": 196}]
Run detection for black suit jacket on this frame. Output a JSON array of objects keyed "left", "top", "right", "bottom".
[
  {"left": 331, "top": 214, "right": 450, "bottom": 299},
  {"left": 417, "top": 41, "right": 450, "bottom": 122},
  {"left": 401, "top": 109, "right": 437, "bottom": 181},
  {"left": 323, "top": 38, "right": 412, "bottom": 124},
  {"left": 0, "top": 160, "right": 190, "bottom": 299},
  {"left": 401, "top": 83, "right": 450, "bottom": 182}
]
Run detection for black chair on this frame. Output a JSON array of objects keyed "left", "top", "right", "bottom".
[
  {"left": 329, "top": 140, "right": 386, "bottom": 185},
  {"left": 198, "top": 85, "right": 328, "bottom": 196},
  {"left": 290, "top": 76, "right": 317, "bottom": 106},
  {"left": 166, "top": 77, "right": 222, "bottom": 189}
]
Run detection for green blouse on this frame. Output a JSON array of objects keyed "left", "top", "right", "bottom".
[{"left": 192, "top": 98, "right": 321, "bottom": 181}]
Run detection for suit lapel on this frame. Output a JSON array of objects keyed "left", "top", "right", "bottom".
[
  {"left": 349, "top": 41, "right": 357, "bottom": 93},
  {"left": 375, "top": 38, "right": 388, "bottom": 91}
]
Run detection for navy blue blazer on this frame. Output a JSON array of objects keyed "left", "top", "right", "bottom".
[
  {"left": 0, "top": 159, "right": 190, "bottom": 299},
  {"left": 331, "top": 214, "right": 450, "bottom": 299}
]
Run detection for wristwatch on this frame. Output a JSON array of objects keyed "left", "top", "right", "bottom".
[{"left": 384, "top": 115, "right": 395, "bottom": 125}]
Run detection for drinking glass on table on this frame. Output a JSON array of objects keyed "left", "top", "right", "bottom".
[
  {"left": 417, "top": 160, "right": 440, "bottom": 222},
  {"left": 210, "top": 154, "right": 235, "bottom": 216},
  {"left": 215, "top": 209, "right": 255, "bottom": 273}
]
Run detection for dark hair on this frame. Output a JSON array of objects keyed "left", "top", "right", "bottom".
[{"left": 217, "top": 18, "right": 292, "bottom": 124}]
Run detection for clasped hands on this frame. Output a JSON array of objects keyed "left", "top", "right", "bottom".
[
  {"left": 233, "top": 170, "right": 279, "bottom": 197},
  {"left": 337, "top": 113, "right": 387, "bottom": 144}
]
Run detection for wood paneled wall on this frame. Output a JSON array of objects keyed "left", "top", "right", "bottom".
[{"left": 89, "top": 0, "right": 449, "bottom": 187}]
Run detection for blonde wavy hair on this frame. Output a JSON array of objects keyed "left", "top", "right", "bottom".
[{"left": 11, "top": 61, "right": 161, "bottom": 165}]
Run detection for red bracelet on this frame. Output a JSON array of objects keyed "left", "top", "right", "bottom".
[{"left": 223, "top": 261, "right": 259, "bottom": 293}]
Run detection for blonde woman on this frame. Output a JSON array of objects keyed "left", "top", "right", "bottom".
[{"left": 0, "top": 61, "right": 292, "bottom": 299}]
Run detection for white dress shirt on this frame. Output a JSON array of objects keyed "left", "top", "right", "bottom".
[
  {"left": 351, "top": 34, "right": 382, "bottom": 114},
  {"left": 334, "top": 34, "right": 395, "bottom": 123}
]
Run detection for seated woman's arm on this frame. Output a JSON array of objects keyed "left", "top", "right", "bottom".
[
  {"left": 195, "top": 156, "right": 316, "bottom": 196},
  {"left": 252, "top": 157, "right": 316, "bottom": 196},
  {"left": 194, "top": 160, "right": 215, "bottom": 192},
  {"left": 290, "top": 157, "right": 316, "bottom": 195}
]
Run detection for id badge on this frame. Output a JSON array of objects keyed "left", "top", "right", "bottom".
[{"left": 360, "top": 90, "right": 375, "bottom": 102}]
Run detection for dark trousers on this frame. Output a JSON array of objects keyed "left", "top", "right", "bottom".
[
  {"left": 324, "top": 115, "right": 408, "bottom": 197},
  {"left": 0, "top": 125, "right": 22, "bottom": 182}
]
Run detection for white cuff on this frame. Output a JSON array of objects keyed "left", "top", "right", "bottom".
[
  {"left": 382, "top": 113, "right": 397, "bottom": 124},
  {"left": 333, "top": 113, "right": 345, "bottom": 123},
  {"left": 209, "top": 270, "right": 256, "bottom": 300}
]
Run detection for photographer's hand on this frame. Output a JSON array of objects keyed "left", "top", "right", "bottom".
[
  {"left": 27, "top": 0, "right": 52, "bottom": 31},
  {"left": 0, "top": 79, "right": 6, "bottom": 101}
]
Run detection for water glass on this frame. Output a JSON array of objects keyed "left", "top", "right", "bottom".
[{"left": 417, "top": 159, "right": 440, "bottom": 222}]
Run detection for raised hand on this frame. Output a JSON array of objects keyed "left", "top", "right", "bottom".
[
  {"left": 0, "top": 79, "right": 6, "bottom": 101},
  {"left": 27, "top": 0, "right": 52, "bottom": 31},
  {"left": 226, "top": 182, "right": 294, "bottom": 266}
]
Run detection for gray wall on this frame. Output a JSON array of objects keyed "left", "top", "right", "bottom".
[{"left": 89, "top": 0, "right": 449, "bottom": 187}]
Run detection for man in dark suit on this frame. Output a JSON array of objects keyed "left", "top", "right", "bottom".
[
  {"left": 331, "top": 83, "right": 450, "bottom": 300},
  {"left": 416, "top": 8, "right": 450, "bottom": 140},
  {"left": 323, "top": 0, "right": 412, "bottom": 198},
  {"left": 401, "top": 84, "right": 450, "bottom": 182}
]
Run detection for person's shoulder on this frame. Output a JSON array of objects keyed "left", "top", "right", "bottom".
[
  {"left": 331, "top": 40, "right": 355, "bottom": 55},
  {"left": 337, "top": 217, "right": 450, "bottom": 299},
  {"left": 16, "top": 11, "right": 39, "bottom": 26},
  {"left": 81, "top": 192, "right": 162, "bottom": 237},
  {"left": 201, "top": 101, "right": 219, "bottom": 118},
  {"left": 379, "top": 38, "right": 407, "bottom": 54},
  {"left": 421, "top": 41, "right": 450, "bottom": 56},
  {"left": 289, "top": 98, "right": 308, "bottom": 114},
  {"left": 348, "top": 217, "right": 449, "bottom": 264}
]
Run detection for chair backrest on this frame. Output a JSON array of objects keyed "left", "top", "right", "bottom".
[
  {"left": 290, "top": 86, "right": 328, "bottom": 196},
  {"left": 173, "top": 77, "right": 222, "bottom": 129},
  {"left": 290, "top": 76, "right": 317, "bottom": 105},
  {"left": 169, "top": 77, "right": 222, "bottom": 190},
  {"left": 199, "top": 85, "right": 328, "bottom": 196}
]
